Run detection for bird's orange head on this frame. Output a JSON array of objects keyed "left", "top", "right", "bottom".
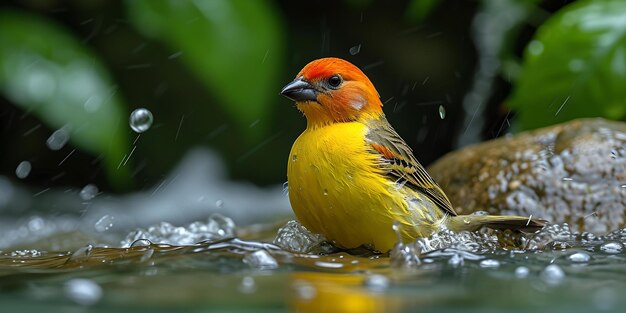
[{"left": 281, "top": 58, "right": 383, "bottom": 127}]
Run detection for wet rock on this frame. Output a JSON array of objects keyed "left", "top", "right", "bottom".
[{"left": 428, "top": 118, "right": 626, "bottom": 233}]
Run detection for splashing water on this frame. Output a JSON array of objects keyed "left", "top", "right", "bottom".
[
  {"left": 129, "top": 108, "right": 154, "bottom": 133},
  {"left": 120, "top": 213, "right": 236, "bottom": 247},
  {"left": 273, "top": 220, "right": 327, "bottom": 253}
]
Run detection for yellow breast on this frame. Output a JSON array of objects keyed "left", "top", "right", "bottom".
[{"left": 287, "top": 122, "right": 409, "bottom": 251}]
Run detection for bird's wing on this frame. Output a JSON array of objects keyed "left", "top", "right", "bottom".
[{"left": 365, "top": 116, "right": 457, "bottom": 217}]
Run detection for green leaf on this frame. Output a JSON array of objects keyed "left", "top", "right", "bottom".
[
  {"left": 126, "top": 0, "right": 284, "bottom": 137},
  {"left": 508, "top": 0, "right": 626, "bottom": 131},
  {"left": 0, "top": 10, "right": 130, "bottom": 187},
  {"left": 406, "top": 0, "right": 440, "bottom": 23}
]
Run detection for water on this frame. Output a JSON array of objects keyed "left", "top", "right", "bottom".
[
  {"left": 2, "top": 217, "right": 626, "bottom": 312},
  {"left": 46, "top": 127, "right": 70, "bottom": 150},
  {"left": 129, "top": 108, "right": 154, "bottom": 133},
  {"left": 15, "top": 161, "right": 31, "bottom": 179}
]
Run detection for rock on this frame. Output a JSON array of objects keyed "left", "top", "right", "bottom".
[{"left": 428, "top": 118, "right": 626, "bottom": 233}]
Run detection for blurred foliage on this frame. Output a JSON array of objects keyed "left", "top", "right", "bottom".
[
  {"left": 406, "top": 0, "right": 440, "bottom": 23},
  {"left": 0, "top": 10, "right": 130, "bottom": 186},
  {"left": 508, "top": 0, "right": 626, "bottom": 130},
  {"left": 1, "top": 0, "right": 624, "bottom": 191},
  {"left": 126, "top": 0, "right": 284, "bottom": 139}
]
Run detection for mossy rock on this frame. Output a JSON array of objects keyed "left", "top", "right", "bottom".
[{"left": 429, "top": 118, "right": 626, "bottom": 233}]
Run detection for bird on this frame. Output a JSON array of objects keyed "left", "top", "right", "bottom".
[{"left": 281, "top": 57, "right": 545, "bottom": 252}]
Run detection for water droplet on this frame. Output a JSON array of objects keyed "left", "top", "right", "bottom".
[
  {"left": 46, "top": 127, "right": 70, "bottom": 150},
  {"left": 448, "top": 254, "right": 464, "bottom": 267},
  {"left": 94, "top": 215, "right": 114, "bottom": 232},
  {"left": 515, "top": 266, "right": 530, "bottom": 278},
  {"left": 292, "top": 154, "right": 298, "bottom": 162},
  {"left": 600, "top": 242, "right": 623, "bottom": 254},
  {"left": 568, "top": 252, "right": 591, "bottom": 263},
  {"left": 215, "top": 200, "right": 224, "bottom": 208},
  {"left": 528, "top": 40, "right": 544, "bottom": 55},
  {"left": 349, "top": 44, "right": 361, "bottom": 55},
  {"left": 294, "top": 280, "right": 316, "bottom": 300},
  {"left": 438, "top": 105, "right": 446, "bottom": 119},
  {"left": 79, "top": 184, "right": 98, "bottom": 201},
  {"left": 541, "top": 264, "right": 565, "bottom": 286},
  {"left": 479, "top": 259, "right": 500, "bottom": 268},
  {"left": 65, "top": 278, "right": 102, "bottom": 305},
  {"left": 363, "top": 274, "right": 389, "bottom": 291},
  {"left": 15, "top": 161, "right": 31, "bottom": 179},
  {"left": 323, "top": 188, "right": 328, "bottom": 196},
  {"left": 129, "top": 108, "right": 153, "bottom": 133},
  {"left": 139, "top": 248, "right": 154, "bottom": 262},
  {"left": 70, "top": 244, "right": 93, "bottom": 262},
  {"left": 314, "top": 261, "right": 343, "bottom": 269},
  {"left": 243, "top": 250, "right": 278, "bottom": 269},
  {"left": 239, "top": 276, "right": 256, "bottom": 294}
]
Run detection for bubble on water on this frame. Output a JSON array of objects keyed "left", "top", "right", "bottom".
[
  {"left": 15, "top": 161, "right": 32, "bottom": 179},
  {"left": 600, "top": 242, "right": 623, "bottom": 254},
  {"left": 479, "top": 259, "right": 500, "bottom": 268},
  {"left": 94, "top": 215, "right": 115, "bottom": 232},
  {"left": 129, "top": 108, "right": 153, "bottom": 133},
  {"left": 243, "top": 250, "right": 278, "bottom": 270},
  {"left": 130, "top": 239, "right": 152, "bottom": 247},
  {"left": 65, "top": 278, "right": 102, "bottom": 305},
  {"left": 273, "top": 220, "right": 326, "bottom": 253},
  {"left": 568, "top": 252, "right": 591, "bottom": 263},
  {"left": 46, "top": 127, "right": 70, "bottom": 150},
  {"left": 349, "top": 44, "right": 361, "bottom": 55},
  {"left": 239, "top": 276, "right": 256, "bottom": 294},
  {"left": 541, "top": 264, "right": 565, "bottom": 286},
  {"left": 215, "top": 199, "right": 224, "bottom": 209},
  {"left": 120, "top": 214, "right": 236, "bottom": 247},
  {"left": 438, "top": 105, "right": 446, "bottom": 119},
  {"left": 363, "top": 274, "right": 390, "bottom": 292},
  {"left": 69, "top": 244, "right": 93, "bottom": 262},
  {"left": 10, "top": 249, "right": 42, "bottom": 257},
  {"left": 79, "top": 184, "right": 99, "bottom": 201},
  {"left": 515, "top": 266, "right": 530, "bottom": 278}
]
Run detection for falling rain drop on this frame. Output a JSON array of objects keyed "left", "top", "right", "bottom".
[
  {"left": 80, "top": 184, "right": 99, "bottom": 201},
  {"left": 349, "top": 44, "right": 361, "bottom": 55},
  {"left": 438, "top": 105, "right": 446, "bottom": 119},
  {"left": 129, "top": 108, "right": 154, "bottom": 133},
  {"left": 15, "top": 161, "right": 32, "bottom": 179},
  {"left": 94, "top": 215, "right": 115, "bottom": 232},
  {"left": 215, "top": 200, "right": 224, "bottom": 209},
  {"left": 46, "top": 127, "right": 70, "bottom": 151}
]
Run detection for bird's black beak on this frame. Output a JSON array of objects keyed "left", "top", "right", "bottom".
[{"left": 280, "top": 78, "right": 318, "bottom": 102}]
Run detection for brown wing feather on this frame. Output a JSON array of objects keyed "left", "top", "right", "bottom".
[{"left": 365, "top": 116, "right": 457, "bottom": 217}]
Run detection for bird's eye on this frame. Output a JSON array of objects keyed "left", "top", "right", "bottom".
[{"left": 327, "top": 75, "right": 342, "bottom": 88}]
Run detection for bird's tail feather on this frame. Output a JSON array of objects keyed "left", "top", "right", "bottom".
[{"left": 448, "top": 215, "right": 547, "bottom": 233}]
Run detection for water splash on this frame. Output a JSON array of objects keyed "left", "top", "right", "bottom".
[
  {"left": 120, "top": 213, "right": 235, "bottom": 247},
  {"left": 79, "top": 184, "right": 98, "bottom": 201},
  {"left": 273, "top": 220, "right": 327, "bottom": 253}
]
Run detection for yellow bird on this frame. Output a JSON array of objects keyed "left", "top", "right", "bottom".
[{"left": 281, "top": 58, "right": 544, "bottom": 252}]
